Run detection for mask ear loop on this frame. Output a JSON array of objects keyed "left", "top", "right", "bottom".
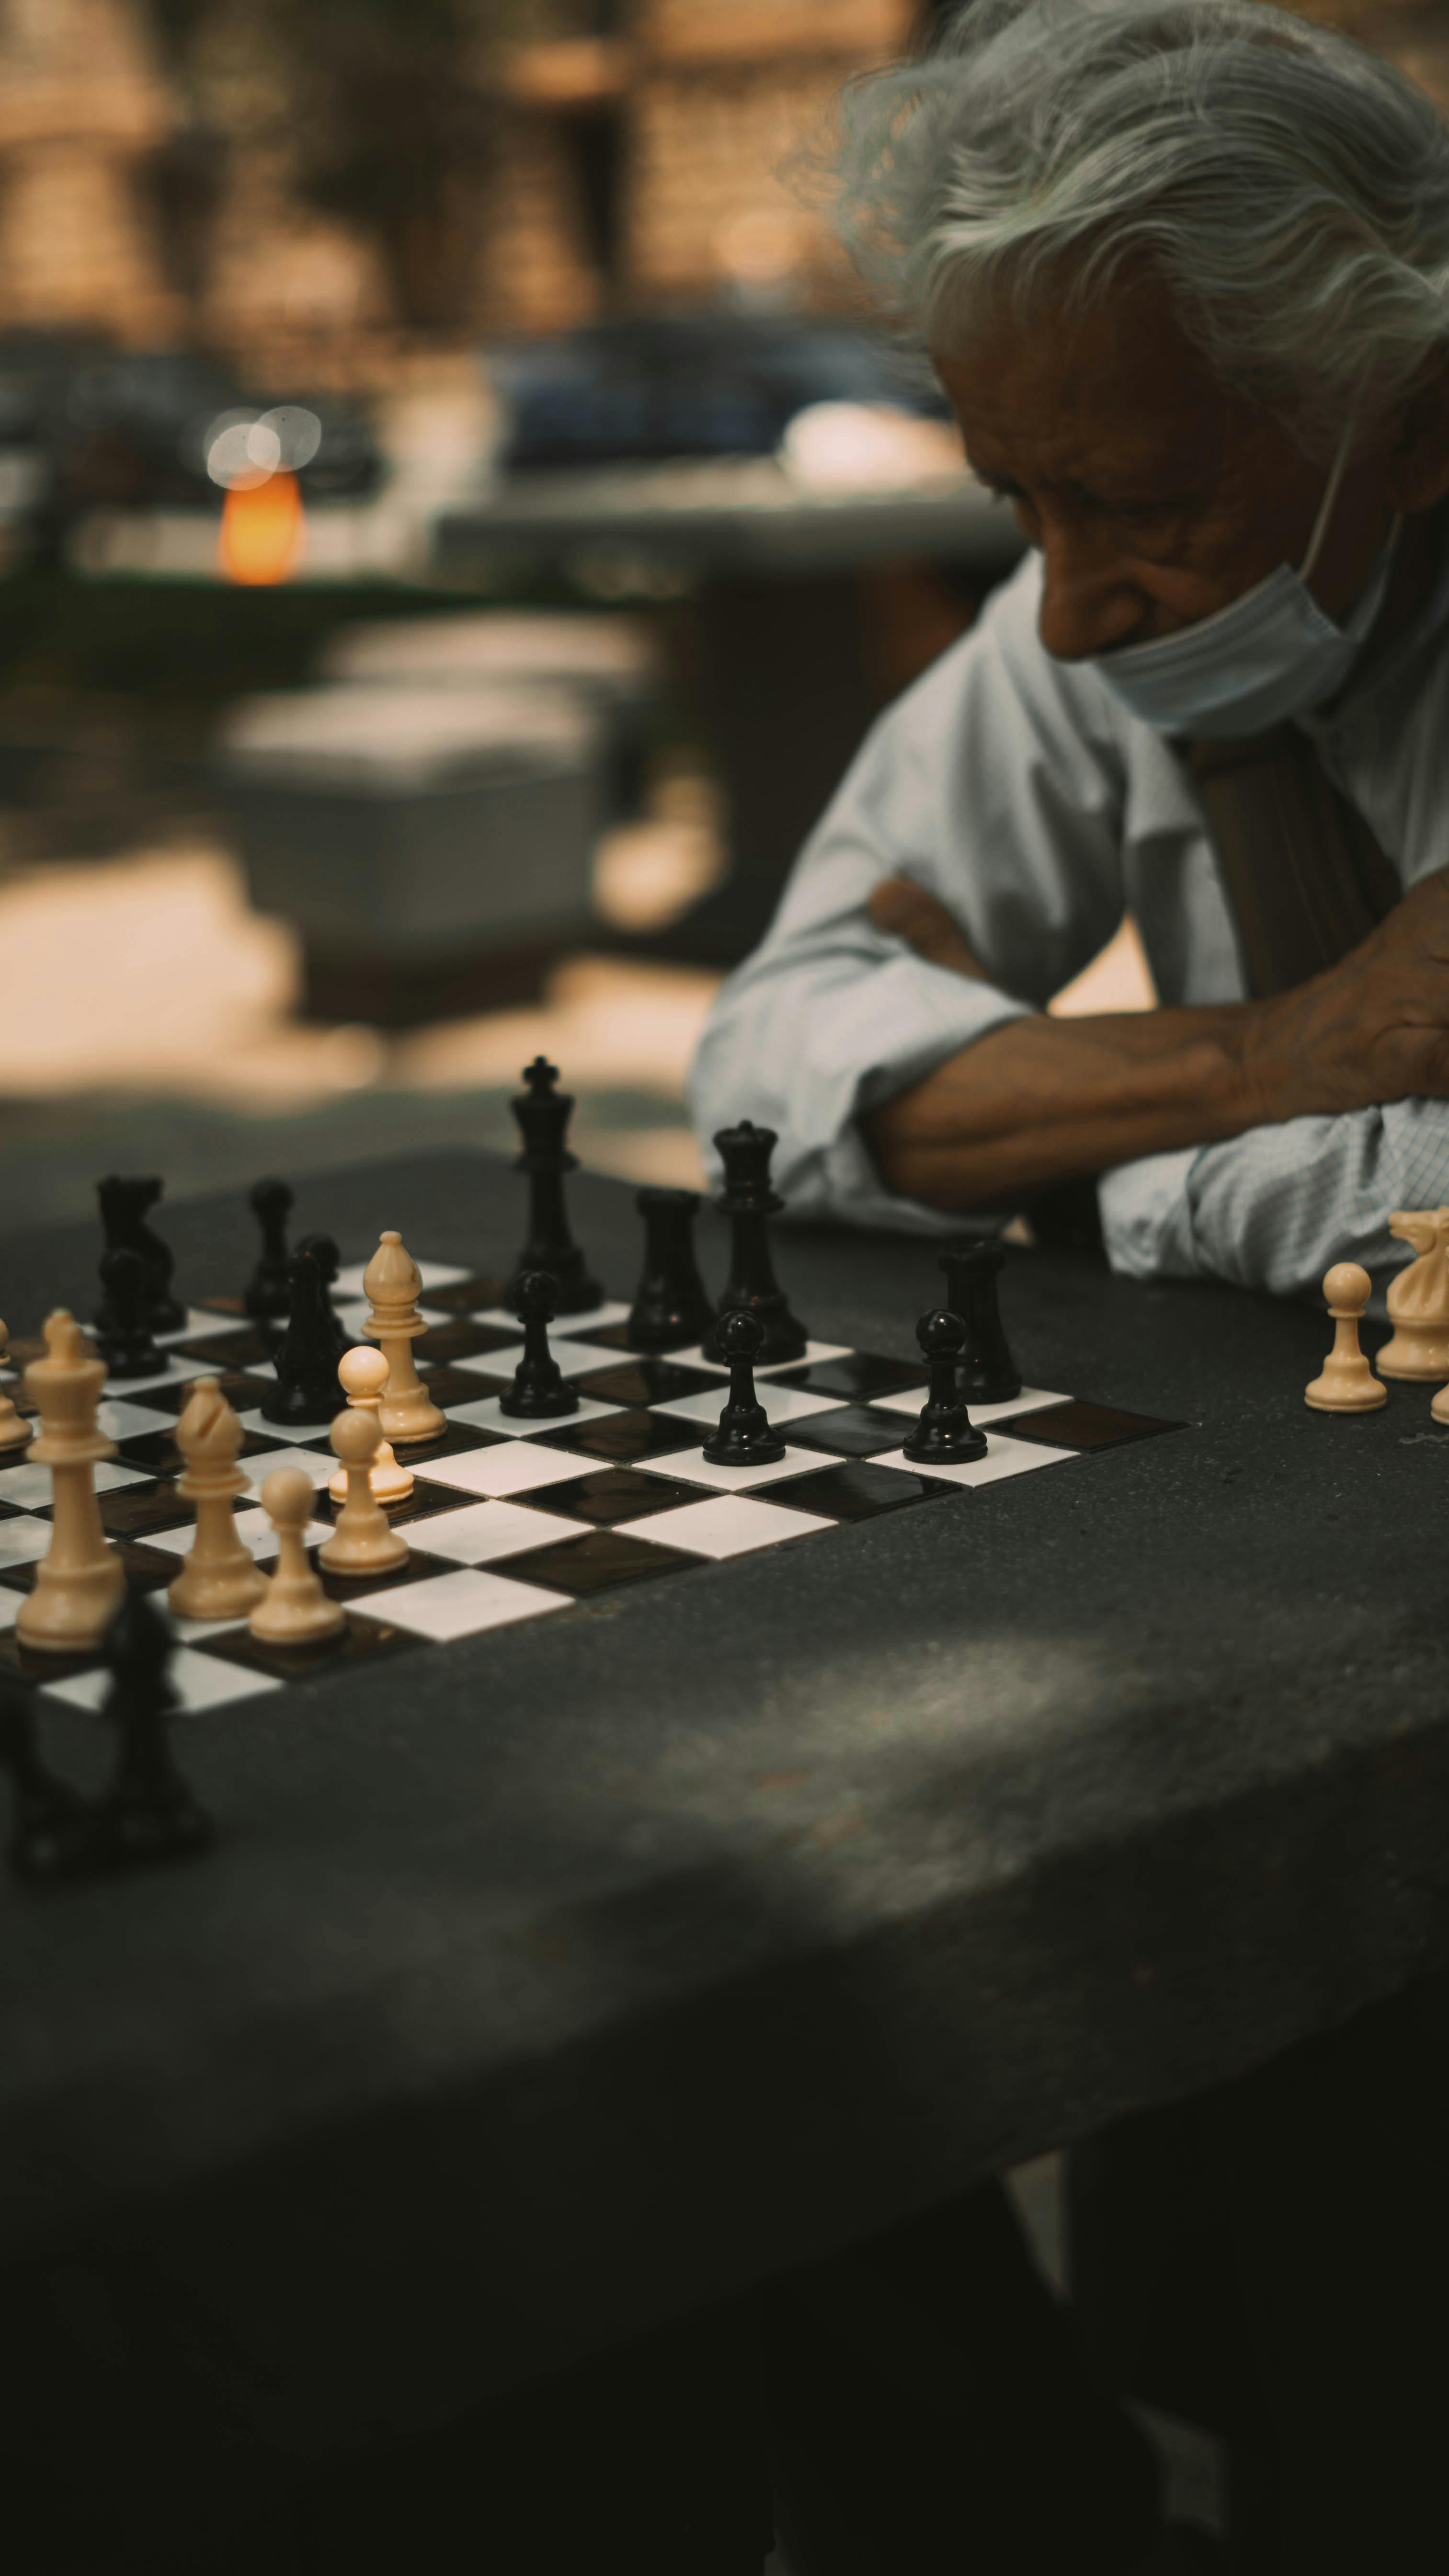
[{"left": 1298, "top": 420, "right": 1355, "bottom": 587}]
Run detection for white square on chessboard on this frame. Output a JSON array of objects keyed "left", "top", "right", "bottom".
[
  {"left": 351, "top": 1564, "right": 570, "bottom": 1641},
  {"left": 443, "top": 1389, "right": 622, "bottom": 1439},
  {"left": 235, "top": 1444, "right": 339, "bottom": 1489},
  {"left": 412, "top": 1441, "right": 594, "bottom": 1500},
  {"left": 43, "top": 1645, "right": 283, "bottom": 1717},
  {"left": 641, "top": 1443, "right": 829, "bottom": 1495},
  {"left": 101, "top": 1354, "right": 214, "bottom": 1398},
  {"left": 155, "top": 1308, "right": 245, "bottom": 1346},
  {"left": 872, "top": 1383, "right": 1068, "bottom": 1428},
  {"left": 98, "top": 1395, "right": 186, "bottom": 1443},
  {"left": 415, "top": 1498, "right": 592, "bottom": 1565},
  {"left": 146, "top": 1505, "right": 332, "bottom": 1563},
  {"left": 0, "top": 1514, "right": 58, "bottom": 1569},
  {"left": 469, "top": 1298, "right": 631, "bottom": 1335},
  {"left": 446, "top": 1338, "right": 628, "bottom": 1382},
  {"left": 652, "top": 1382, "right": 842, "bottom": 1431},
  {"left": 871, "top": 1432, "right": 1077, "bottom": 1487},
  {"left": 618, "top": 1492, "right": 835, "bottom": 1559},
  {"left": 334, "top": 1258, "right": 471, "bottom": 1297},
  {"left": 666, "top": 1338, "right": 855, "bottom": 1378},
  {"left": 0, "top": 1457, "right": 149, "bottom": 1510}
]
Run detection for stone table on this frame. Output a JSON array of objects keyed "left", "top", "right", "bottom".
[{"left": 2, "top": 1148, "right": 1446, "bottom": 2460}]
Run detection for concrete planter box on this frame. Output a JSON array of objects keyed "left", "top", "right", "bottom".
[{"left": 215, "top": 679, "right": 607, "bottom": 1023}]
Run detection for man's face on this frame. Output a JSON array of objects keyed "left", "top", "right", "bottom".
[{"left": 933, "top": 270, "right": 1407, "bottom": 664}]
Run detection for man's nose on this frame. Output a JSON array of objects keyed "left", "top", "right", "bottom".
[{"left": 1036, "top": 525, "right": 1150, "bottom": 663}]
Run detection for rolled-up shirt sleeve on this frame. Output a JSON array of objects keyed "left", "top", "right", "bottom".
[
  {"left": 689, "top": 555, "right": 1130, "bottom": 1224},
  {"left": 1100, "top": 1098, "right": 1449, "bottom": 1312}
]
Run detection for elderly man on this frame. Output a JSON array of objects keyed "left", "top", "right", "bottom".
[
  {"left": 692, "top": 3, "right": 1449, "bottom": 2572},
  {"left": 691, "top": 0, "right": 1449, "bottom": 1305}
]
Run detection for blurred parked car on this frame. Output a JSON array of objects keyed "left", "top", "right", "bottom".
[
  {"left": 483, "top": 309, "right": 955, "bottom": 474},
  {"left": 0, "top": 332, "right": 385, "bottom": 566}
]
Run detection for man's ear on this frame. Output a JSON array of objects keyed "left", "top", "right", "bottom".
[{"left": 1383, "top": 348, "right": 1449, "bottom": 513}]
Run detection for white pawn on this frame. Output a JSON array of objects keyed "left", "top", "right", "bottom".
[
  {"left": 249, "top": 1468, "right": 345, "bottom": 1644},
  {"left": 1305, "top": 1262, "right": 1386, "bottom": 1413},
  {"left": 0, "top": 1314, "right": 32, "bottom": 1454},
  {"left": 168, "top": 1378, "right": 267, "bottom": 1621},
  {"left": 319, "top": 1407, "right": 410, "bottom": 1575},
  {"left": 363, "top": 1230, "right": 445, "bottom": 1444},
  {"left": 327, "top": 1344, "right": 413, "bottom": 1506}
]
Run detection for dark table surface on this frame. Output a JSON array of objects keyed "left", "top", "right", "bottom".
[{"left": 4, "top": 1148, "right": 1448, "bottom": 2455}]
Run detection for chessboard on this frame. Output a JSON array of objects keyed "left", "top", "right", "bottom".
[{"left": 0, "top": 1255, "right": 1183, "bottom": 1721}]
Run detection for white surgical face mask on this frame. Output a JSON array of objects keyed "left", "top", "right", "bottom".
[{"left": 1084, "top": 425, "right": 1402, "bottom": 738}]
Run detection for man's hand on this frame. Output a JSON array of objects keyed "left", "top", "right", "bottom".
[
  {"left": 860, "top": 862, "right": 1449, "bottom": 1214},
  {"left": 1244, "top": 865, "right": 1449, "bottom": 1121}
]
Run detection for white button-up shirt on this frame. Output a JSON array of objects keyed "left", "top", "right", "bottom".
[{"left": 689, "top": 540, "right": 1449, "bottom": 1307}]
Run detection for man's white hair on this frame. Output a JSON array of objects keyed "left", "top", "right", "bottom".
[{"left": 795, "top": 0, "right": 1449, "bottom": 455}]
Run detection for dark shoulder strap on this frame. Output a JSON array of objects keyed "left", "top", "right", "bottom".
[{"left": 1178, "top": 723, "right": 1401, "bottom": 998}]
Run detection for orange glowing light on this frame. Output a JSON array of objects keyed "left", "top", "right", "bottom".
[{"left": 219, "top": 470, "right": 303, "bottom": 586}]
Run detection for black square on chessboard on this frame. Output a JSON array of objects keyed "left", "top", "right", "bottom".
[
  {"left": 97, "top": 1482, "right": 201, "bottom": 1542},
  {"left": 411, "top": 1321, "right": 520, "bottom": 1365},
  {"left": 295, "top": 1418, "right": 509, "bottom": 1466},
  {"left": 317, "top": 1546, "right": 455, "bottom": 1603},
  {"left": 405, "top": 1362, "right": 511, "bottom": 1410},
  {"left": 0, "top": 1627, "right": 99, "bottom": 1686},
  {"left": 772, "top": 1460, "right": 965, "bottom": 1522},
  {"left": 311, "top": 1476, "right": 475, "bottom": 1531},
  {"left": 128, "top": 1372, "right": 274, "bottom": 1419},
  {"left": 533, "top": 1408, "right": 707, "bottom": 1466},
  {"left": 767, "top": 1352, "right": 927, "bottom": 1402},
  {"left": 1, "top": 1539, "right": 177, "bottom": 1595},
  {"left": 573, "top": 1357, "right": 726, "bottom": 1408},
  {"left": 787, "top": 1405, "right": 915, "bottom": 1460},
  {"left": 115, "top": 1424, "right": 279, "bottom": 1475},
  {"left": 500, "top": 1528, "right": 704, "bottom": 1598},
  {"left": 415, "top": 1277, "right": 504, "bottom": 1316},
  {"left": 1007, "top": 1401, "right": 1186, "bottom": 1451},
  {"left": 532, "top": 1465, "right": 713, "bottom": 1526},
  {"left": 197, "top": 1607, "right": 430, "bottom": 1685}
]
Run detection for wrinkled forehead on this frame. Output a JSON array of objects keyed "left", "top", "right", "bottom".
[{"left": 929, "top": 269, "right": 1256, "bottom": 486}]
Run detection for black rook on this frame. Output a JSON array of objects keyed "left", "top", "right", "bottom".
[
  {"left": 701, "top": 1121, "right": 809, "bottom": 1366},
  {"left": 939, "top": 1237, "right": 1022, "bottom": 1407}
]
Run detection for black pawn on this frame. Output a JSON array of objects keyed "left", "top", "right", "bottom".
[
  {"left": 94, "top": 1247, "right": 164, "bottom": 1380},
  {"left": 901, "top": 1308, "right": 987, "bottom": 1465},
  {"left": 939, "top": 1237, "right": 1021, "bottom": 1406},
  {"left": 296, "top": 1231, "right": 349, "bottom": 1359},
  {"left": 95, "top": 1588, "right": 213, "bottom": 1868},
  {"left": 504, "top": 1057, "right": 603, "bottom": 1317},
  {"left": 0, "top": 1681, "right": 104, "bottom": 1885},
  {"left": 626, "top": 1188, "right": 715, "bottom": 1352},
  {"left": 702, "top": 1309, "right": 785, "bottom": 1466},
  {"left": 499, "top": 1269, "right": 578, "bottom": 1418},
  {"left": 95, "top": 1174, "right": 184, "bottom": 1336},
  {"left": 259, "top": 1249, "right": 344, "bottom": 1427},
  {"left": 245, "top": 1177, "right": 295, "bottom": 1328},
  {"left": 700, "top": 1121, "right": 809, "bottom": 1367}
]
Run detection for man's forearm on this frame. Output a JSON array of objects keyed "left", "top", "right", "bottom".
[{"left": 862, "top": 1004, "right": 1263, "bottom": 1210}]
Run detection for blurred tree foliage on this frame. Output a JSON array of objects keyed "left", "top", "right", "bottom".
[{"left": 146, "top": 0, "right": 612, "bottom": 333}]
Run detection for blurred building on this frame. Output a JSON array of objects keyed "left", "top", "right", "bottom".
[
  {"left": 0, "top": 0, "right": 179, "bottom": 345},
  {"left": 0, "top": 0, "right": 1445, "bottom": 388},
  {"left": 483, "top": 0, "right": 920, "bottom": 335}
]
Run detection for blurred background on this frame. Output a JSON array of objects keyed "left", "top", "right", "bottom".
[{"left": 0, "top": 0, "right": 1438, "bottom": 1233}]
